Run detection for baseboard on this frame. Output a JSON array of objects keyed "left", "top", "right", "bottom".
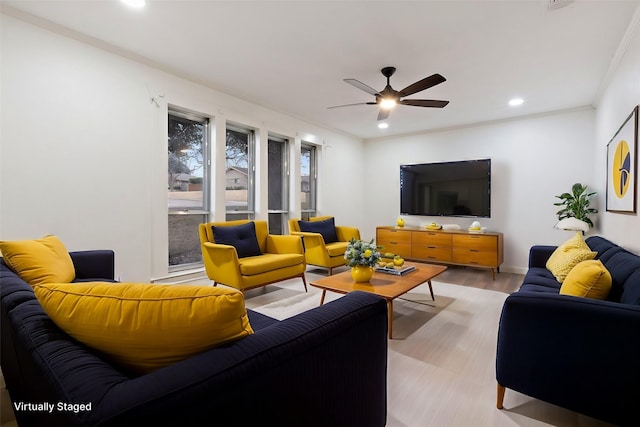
[{"left": 500, "top": 266, "right": 527, "bottom": 275}]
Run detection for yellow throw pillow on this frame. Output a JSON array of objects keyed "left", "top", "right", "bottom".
[
  {"left": 33, "top": 282, "right": 254, "bottom": 374},
  {"left": 560, "top": 260, "right": 612, "bottom": 300},
  {"left": 546, "top": 232, "right": 597, "bottom": 283},
  {"left": 0, "top": 235, "right": 75, "bottom": 286}
]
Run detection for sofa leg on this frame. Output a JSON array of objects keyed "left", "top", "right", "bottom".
[
  {"left": 496, "top": 383, "right": 506, "bottom": 409},
  {"left": 301, "top": 274, "right": 308, "bottom": 292}
]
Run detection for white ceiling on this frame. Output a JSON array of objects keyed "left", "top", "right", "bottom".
[{"left": 2, "top": 0, "right": 639, "bottom": 139}]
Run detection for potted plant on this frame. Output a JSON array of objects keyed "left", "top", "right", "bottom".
[
  {"left": 554, "top": 183, "right": 598, "bottom": 228},
  {"left": 344, "top": 238, "right": 382, "bottom": 283}
]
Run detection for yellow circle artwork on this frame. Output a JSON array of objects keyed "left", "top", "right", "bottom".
[{"left": 612, "top": 139, "right": 631, "bottom": 198}]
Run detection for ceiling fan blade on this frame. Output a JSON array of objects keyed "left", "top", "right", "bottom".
[
  {"left": 327, "top": 102, "right": 372, "bottom": 109},
  {"left": 377, "top": 109, "right": 391, "bottom": 121},
  {"left": 400, "top": 99, "right": 449, "bottom": 108},
  {"left": 398, "top": 74, "right": 446, "bottom": 97},
  {"left": 327, "top": 101, "right": 377, "bottom": 109},
  {"left": 344, "top": 79, "right": 381, "bottom": 96}
]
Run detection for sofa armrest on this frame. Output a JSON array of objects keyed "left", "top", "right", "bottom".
[
  {"left": 496, "top": 292, "right": 640, "bottom": 425},
  {"left": 201, "top": 242, "right": 242, "bottom": 286},
  {"left": 69, "top": 250, "right": 115, "bottom": 281},
  {"left": 335, "top": 226, "right": 360, "bottom": 242},
  {"left": 290, "top": 231, "right": 325, "bottom": 246},
  {"left": 528, "top": 245, "right": 557, "bottom": 268},
  {"left": 266, "top": 234, "right": 304, "bottom": 255}
]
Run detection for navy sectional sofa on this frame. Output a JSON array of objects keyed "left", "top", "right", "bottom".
[
  {"left": 1, "top": 250, "right": 388, "bottom": 427},
  {"left": 496, "top": 236, "right": 640, "bottom": 426}
]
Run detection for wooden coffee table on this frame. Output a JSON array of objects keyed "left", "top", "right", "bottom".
[{"left": 310, "top": 262, "right": 447, "bottom": 339}]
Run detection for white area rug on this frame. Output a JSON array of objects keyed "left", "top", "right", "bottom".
[
  {"left": 250, "top": 291, "right": 325, "bottom": 320},
  {"left": 246, "top": 278, "right": 613, "bottom": 427}
]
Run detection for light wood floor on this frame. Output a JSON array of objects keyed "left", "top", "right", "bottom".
[
  {"left": 310, "top": 263, "right": 524, "bottom": 295},
  {"left": 434, "top": 265, "right": 524, "bottom": 294}
]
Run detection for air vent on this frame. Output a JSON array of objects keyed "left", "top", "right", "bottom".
[{"left": 548, "top": 0, "right": 574, "bottom": 10}]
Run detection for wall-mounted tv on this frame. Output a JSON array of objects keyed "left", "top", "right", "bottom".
[{"left": 400, "top": 159, "right": 491, "bottom": 217}]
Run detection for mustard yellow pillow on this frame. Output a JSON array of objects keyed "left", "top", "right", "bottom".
[
  {"left": 546, "top": 232, "right": 597, "bottom": 283},
  {"left": 560, "top": 260, "right": 612, "bottom": 300},
  {"left": 0, "top": 235, "right": 75, "bottom": 286},
  {"left": 33, "top": 282, "right": 253, "bottom": 374}
]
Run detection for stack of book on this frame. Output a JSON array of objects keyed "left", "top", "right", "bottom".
[{"left": 375, "top": 265, "right": 416, "bottom": 276}]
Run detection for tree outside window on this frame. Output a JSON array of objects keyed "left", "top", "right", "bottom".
[
  {"left": 168, "top": 110, "right": 208, "bottom": 269},
  {"left": 225, "top": 125, "right": 254, "bottom": 221}
]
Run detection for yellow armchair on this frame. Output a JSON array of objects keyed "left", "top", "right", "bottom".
[
  {"left": 199, "top": 220, "right": 307, "bottom": 292},
  {"left": 288, "top": 216, "right": 360, "bottom": 275}
]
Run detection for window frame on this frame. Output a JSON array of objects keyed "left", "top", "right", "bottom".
[
  {"left": 301, "top": 142, "right": 317, "bottom": 220},
  {"left": 167, "top": 107, "right": 210, "bottom": 272},
  {"left": 225, "top": 123, "right": 256, "bottom": 220},
  {"left": 267, "top": 135, "right": 290, "bottom": 234}
]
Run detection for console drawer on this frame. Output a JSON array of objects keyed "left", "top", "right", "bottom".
[
  {"left": 412, "top": 245, "right": 452, "bottom": 262},
  {"left": 377, "top": 228, "right": 411, "bottom": 243},
  {"left": 452, "top": 234, "right": 497, "bottom": 251},
  {"left": 452, "top": 249, "right": 497, "bottom": 267},
  {"left": 413, "top": 231, "right": 452, "bottom": 246},
  {"left": 377, "top": 228, "right": 412, "bottom": 258}
]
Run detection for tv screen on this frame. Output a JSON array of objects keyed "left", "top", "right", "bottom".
[{"left": 400, "top": 159, "right": 491, "bottom": 217}]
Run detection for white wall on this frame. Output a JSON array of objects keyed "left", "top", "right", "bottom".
[
  {"left": 361, "top": 7, "right": 640, "bottom": 274},
  {"left": 0, "top": 14, "right": 364, "bottom": 282},
  {"left": 595, "top": 11, "right": 640, "bottom": 252},
  {"left": 361, "top": 9, "right": 640, "bottom": 273},
  {"left": 363, "top": 108, "right": 596, "bottom": 273},
  {"left": 3, "top": 7, "right": 638, "bottom": 280}
]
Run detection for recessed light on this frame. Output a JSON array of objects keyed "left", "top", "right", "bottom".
[
  {"left": 121, "top": 0, "right": 146, "bottom": 8},
  {"left": 508, "top": 97, "right": 524, "bottom": 107},
  {"left": 378, "top": 122, "right": 389, "bottom": 129}
]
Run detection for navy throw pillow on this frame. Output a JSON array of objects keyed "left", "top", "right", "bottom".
[
  {"left": 298, "top": 218, "right": 338, "bottom": 244},
  {"left": 212, "top": 222, "right": 262, "bottom": 258}
]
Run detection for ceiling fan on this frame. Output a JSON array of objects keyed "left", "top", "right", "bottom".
[{"left": 329, "top": 66, "right": 449, "bottom": 121}]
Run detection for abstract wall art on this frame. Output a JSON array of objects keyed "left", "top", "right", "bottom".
[{"left": 606, "top": 105, "right": 638, "bottom": 213}]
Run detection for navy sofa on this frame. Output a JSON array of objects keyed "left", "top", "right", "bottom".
[
  {"left": 1, "top": 251, "right": 388, "bottom": 427},
  {"left": 496, "top": 236, "right": 640, "bottom": 426}
]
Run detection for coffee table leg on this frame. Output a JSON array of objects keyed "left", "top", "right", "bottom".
[
  {"left": 387, "top": 299, "right": 393, "bottom": 339},
  {"left": 428, "top": 280, "right": 435, "bottom": 301},
  {"left": 319, "top": 290, "right": 326, "bottom": 305}
]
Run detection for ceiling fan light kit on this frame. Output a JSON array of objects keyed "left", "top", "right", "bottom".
[
  {"left": 380, "top": 99, "right": 397, "bottom": 110},
  {"left": 329, "top": 66, "right": 449, "bottom": 121}
]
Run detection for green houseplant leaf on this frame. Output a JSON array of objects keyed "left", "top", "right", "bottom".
[{"left": 553, "top": 183, "right": 598, "bottom": 227}]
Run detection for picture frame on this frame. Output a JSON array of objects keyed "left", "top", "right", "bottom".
[{"left": 606, "top": 106, "right": 639, "bottom": 213}]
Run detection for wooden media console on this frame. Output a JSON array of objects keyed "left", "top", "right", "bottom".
[{"left": 376, "top": 226, "right": 504, "bottom": 279}]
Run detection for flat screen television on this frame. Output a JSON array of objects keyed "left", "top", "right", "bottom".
[{"left": 400, "top": 159, "right": 491, "bottom": 217}]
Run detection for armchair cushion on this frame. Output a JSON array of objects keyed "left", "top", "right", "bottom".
[
  {"left": 0, "top": 235, "right": 75, "bottom": 286},
  {"left": 33, "top": 282, "right": 253, "bottom": 374},
  {"left": 298, "top": 217, "right": 338, "bottom": 243},
  {"left": 546, "top": 232, "right": 596, "bottom": 283},
  {"left": 560, "top": 260, "right": 612, "bottom": 300},
  {"left": 239, "top": 253, "right": 305, "bottom": 276},
  {"left": 213, "top": 222, "right": 262, "bottom": 258}
]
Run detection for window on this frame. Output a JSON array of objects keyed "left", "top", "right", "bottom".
[
  {"left": 301, "top": 143, "right": 317, "bottom": 220},
  {"left": 268, "top": 136, "right": 289, "bottom": 234},
  {"left": 225, "top": 124, "right": 255, "bottom": 221},
  {"left": 168, "top": 108, "right": 209, "bottom": 270}
]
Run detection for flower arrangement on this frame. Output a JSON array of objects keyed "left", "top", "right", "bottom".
[{"left": 344, "top": 238, "right": 382, "bottom": 267}]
